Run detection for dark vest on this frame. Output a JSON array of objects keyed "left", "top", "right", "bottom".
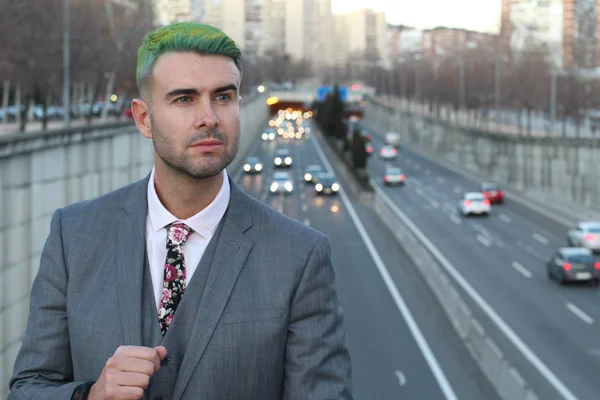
[{"left": 141, "top": 220, "right": 226, "bottom": 400}]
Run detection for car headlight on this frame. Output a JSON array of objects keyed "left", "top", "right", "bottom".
[
  {"left": 262, "top": 133, "right": 268, "bottom": 140},
  {"left": 275, "top": 157, "right": 282, "bottom": 165},
  {"left": 316, "top": 184, "right": 323, "bottom": 191},
  {"left": 270, "top": 183, "right": 278, "bottom": 192},
  {"left": 255, "top": 164, "right": 262, "bottom": 171},
  {"left": 284, "top": 182, "right": 293, "bottom": 191},
  {"left": 285, "top": 157, "right": 292, "bottom": 164},
  {"left": 269, "top": 133, "right": 275, "bottom": 140},
  {"left": 332, "top": 183, "right": 340, "bottom": 191},
  {"left": 304, "top": 173, "right": 312, "bottom": 181},
  {"left": 244, "top": 164, "right": 251, "bottom": 172}
]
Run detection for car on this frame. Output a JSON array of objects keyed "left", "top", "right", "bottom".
[
  {"left": 379, "top": 145, "right": 398, "bottom": 160},
  {"left": 243, "top": 157, "right": 263, "bottom": 174},
  {"left": 314, "top": 172, "right": 340, "bottom": 195},
  {"left": 304, "top": 165, "right": 324, "bottom": 183},
  {"left": 361, "top": 130, "right": 372, "bottom": 141},
  {"left": 458, "top": 192, "right": 490, "bottom": 216},
  {"left": 546, "top": 247, "right": 600, "bottom": 285},
  {"left": 261, "top": 131, "right": 276, "bottom": 141},
  {"left": 273, "top": 148, "right": 293, "bottom": 167},
  {"left": 270, "top": 171, "right": 294, "bottom": 194},
  {"left": 384, "top": 167, "right": 406, "bottom": 186},
  {"left": 481, "top": 182, "right": 504, "bottom": 204},
  {"left": 567, "top": 221, "right": 600, "bottom": 252}
]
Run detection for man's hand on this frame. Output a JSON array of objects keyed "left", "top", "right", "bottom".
[{"left": 88, "top": 345, "right": 167, "bottom": 400}]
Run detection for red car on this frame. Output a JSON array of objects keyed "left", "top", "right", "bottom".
[{"left": 481, "top": 183, "right": 504, "bottom": 204}]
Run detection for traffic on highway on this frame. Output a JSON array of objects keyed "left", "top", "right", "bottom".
[
  {"left": 359, "top": 122, "right": 600, "bottom": 400},
  {"left": 233, "top": 109, "right": 500, "bottom": 399}
]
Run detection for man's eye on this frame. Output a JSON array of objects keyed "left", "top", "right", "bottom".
[
  {"left": 176, "top": 96, "right": 191, "bottom": 103},
  {"left": 216, "top": 94, "right": 231, "bottom": 101}
]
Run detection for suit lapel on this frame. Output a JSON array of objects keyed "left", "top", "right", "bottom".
[
  {"left": 116, "top": 175, "right": 151, "bottom": 346},
  {"left": 172, "top": 180, "right": 254, "bottom": 400}
]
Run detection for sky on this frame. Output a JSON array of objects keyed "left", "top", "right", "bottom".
[{"left": 330, "top": 0, "right": 502, "bottom": 33}]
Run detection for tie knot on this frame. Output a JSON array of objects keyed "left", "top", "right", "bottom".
[{"left": 166, "top": 223, "right": 193, "bottom": 247}]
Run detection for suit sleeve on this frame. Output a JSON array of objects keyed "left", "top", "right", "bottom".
[
  {"left": 8, "top": 208, "right": 89, "bottom": 399},
  {"left": 283, "top": 234, "right": 353, "bottom": 399}
]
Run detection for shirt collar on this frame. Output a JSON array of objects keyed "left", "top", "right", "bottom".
[{"left": 147, "top": 167, "right": 231, "bottom": 238}]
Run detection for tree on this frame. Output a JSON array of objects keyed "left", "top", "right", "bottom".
[{"left": 351, "top": 127, "right": 367, "bottom": 168}]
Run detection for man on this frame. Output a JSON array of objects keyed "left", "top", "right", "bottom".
[{"left": 9, "top": 22, "right": 352, "bottom": 400}]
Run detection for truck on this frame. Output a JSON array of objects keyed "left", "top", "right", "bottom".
[{"left": 384, "top": 132, "right": 401, "bottom": 148}]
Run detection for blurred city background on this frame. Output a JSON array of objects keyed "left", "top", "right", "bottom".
[{"left": 2, "top": 0, "right": 600, "bottom": 399}]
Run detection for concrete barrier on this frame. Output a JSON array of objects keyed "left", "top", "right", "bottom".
[
  {"left": 371, "top": 183, "right": 539, "bottom": 400},
  {"left": 0, "top": 93, "right": 268, "bottom": 395}
]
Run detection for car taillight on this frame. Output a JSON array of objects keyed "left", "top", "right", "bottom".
[
  {"left": 483, "top": 191, "right": 489, "bottom": 197},
  {"left": 400, "top": 174, "right": 406, "bottom": 180},
  {"left": 595, "top": 262, "right": 600, "bottom": 270},
  {"left": 392, "top": 148, "right": 398, "bottom": 154},
  {"left": 483, "top": 199, "right": 490, "bottom": 206},
  {"left": 465, "top": 200, "right": 472, "bottom": 206},
  {"left": 584, "top": 233, "right": 597, "bottom": 242},
  {"left": 563, "top": 262, "right": 572, "bottom": 271},
  {"left": 384, "top": 176, "right": 390, "bottom": 182}
]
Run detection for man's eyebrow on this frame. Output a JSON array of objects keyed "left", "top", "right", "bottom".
[
  {"left": 164, "top": 88, "right": 199, "bottom": 100},
  {"left": 211, "top": 84, "right": 238, "bottom": 95}
]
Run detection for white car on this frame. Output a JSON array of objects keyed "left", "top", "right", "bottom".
[
  {"left": 270, "top": 172, "right": 294, "bottom": 194},
  {"left": 458, "top": 192, "right": 490, "bottom": 216},
  {"left": 567, "top": 221, "right": 600, "bottom": 252},
  {"left": 261, "top": 131, "right": 276, "bottom": 141},
  {"left": 379, "top": 145, "right": 398, "bottom": 160}
]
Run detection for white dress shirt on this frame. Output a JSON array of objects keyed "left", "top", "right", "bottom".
[{"left": 146, "top": 168, "right": 231, "bottom": 311}]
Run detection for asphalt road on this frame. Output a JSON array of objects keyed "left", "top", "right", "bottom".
[
  {"left": 233, "top": 120, "right": 500, "bottom": 400},
  {"left": 362, "top": 123, "right": 600, "bottom": 400}
]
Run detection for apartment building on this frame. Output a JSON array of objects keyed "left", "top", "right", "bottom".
[
  {"left": 501, "top": 0, "right": 600, "bottom": 69},
  {"left": 333, "top": 8, "right": 388, "bottom": 68}
]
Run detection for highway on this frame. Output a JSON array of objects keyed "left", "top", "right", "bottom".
[
  {"left": 363, "top": 124, "right": 600, "bottom": 400},
  {"left": 233, "top": 117, "right": 500, "bottom": 399}
]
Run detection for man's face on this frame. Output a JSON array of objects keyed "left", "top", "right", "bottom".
[{"left": 135, "top": 52, "right": 242, "bottom": 179}]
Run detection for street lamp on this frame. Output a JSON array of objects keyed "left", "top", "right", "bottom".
[{"left": 63, "top": 0, "right": 71, "bottom": 127}]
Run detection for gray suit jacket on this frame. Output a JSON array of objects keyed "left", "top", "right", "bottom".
[{"left": 8, "top": 174, "right": 353, "bottom": 399}]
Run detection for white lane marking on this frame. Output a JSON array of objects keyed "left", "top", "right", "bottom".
[
  {"left": 437, "top": 177, "right": 445, "bottom": 184},
  {"left": 533, "top": 233, "right": 549, "bottom": 245},
  {"left": 311, "top": 134, "right": 458, "bottom": 400},
  {"left": 394, "top": 370, "right": 407, "bottom": 386},
  {"left": 416, "top": 187, "right": 424, "bottom": 196},
  {"left": 449, "top": 214, "right": 462, "bottom": 225},
  {"left": 476, "top": 234, "right": 491, "bottom": 247},
  {"left": 511, "top": 261, "right": 533, "bottom": 279},
  {"left": 453, "top": 186, "right": 462, "bottom": 194},
  {"left": 304, "top": 218, "right": 310, "bottom": 226},
  {"left": 373, "top": 184, "right": 579, "bottom": 400},
  {"left": 300, "top": 191, "right": 306, "bottom": 201},
  {"left": 566, "top": 303, "right": 594, "bottom": 325},
  {"left": 499, "top": 213, "right": 512, "bottom": 223},
  {"left": 302, "top": 204, "right": 308, "bottom": 212},
  {"left": 431, "top": 200, "right": 440, "bottom": 209}
]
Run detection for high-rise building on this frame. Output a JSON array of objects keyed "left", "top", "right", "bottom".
[
  {"left": 421, "top": 27, "right": 495, "bottom": 59},
  {"left": 333, "top": 8, "right": 388, "bottom": 68},
  {"left": 154, "top": 0, "right": 192, "bottom": 26},
  {"left": 501, "top": 0, "right": 599, "bottom": 69}
]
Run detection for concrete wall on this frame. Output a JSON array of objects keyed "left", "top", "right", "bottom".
[
  {"left": 0, "top": 93, "right": 268, "bottom": 395},
  {"left": 363, "top": 96, "right": 600, "bottom": 211}
]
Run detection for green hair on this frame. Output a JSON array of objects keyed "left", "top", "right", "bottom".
[{"left": 136, "top": 22, "right": 242, "bottom": 96}]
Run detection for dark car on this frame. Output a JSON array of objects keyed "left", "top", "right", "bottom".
[
  {"left": 481, "top": 182, "right": 504, "bottom": 204},
  {"left": 314, "top": 172, "right": 340, "bottom": 195},
  {"left": 243, "top": 157, "right": 263, "bottom": 174},
  {"left": 304, "top": 165, "right": 324, "bottom": 183},
  {"left": 546, "top": 247, "right": 600, "bottom": 285},
  {"left": 273, "top": 148, "right": 293, "bottom": 168}
]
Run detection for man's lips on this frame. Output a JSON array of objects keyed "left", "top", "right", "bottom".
[{"left": 190, "top": 139, "right": 223, "bottom": 147}]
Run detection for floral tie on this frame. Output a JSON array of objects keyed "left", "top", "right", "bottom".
[{"left": 158, "top": 223, "right": 194, "bottom": 336}]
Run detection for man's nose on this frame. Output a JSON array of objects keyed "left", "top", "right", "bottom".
[{"left": 194, "top": 98, "right": 219, "bottom": 128}]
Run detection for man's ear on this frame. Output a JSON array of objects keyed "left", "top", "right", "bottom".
[{"left": 131, "top": 98, "right": 152, "bottom": 139}]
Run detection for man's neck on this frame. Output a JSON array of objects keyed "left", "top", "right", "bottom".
[{"left": 153, "top": 167, "right": 224, "bottom": 220}]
